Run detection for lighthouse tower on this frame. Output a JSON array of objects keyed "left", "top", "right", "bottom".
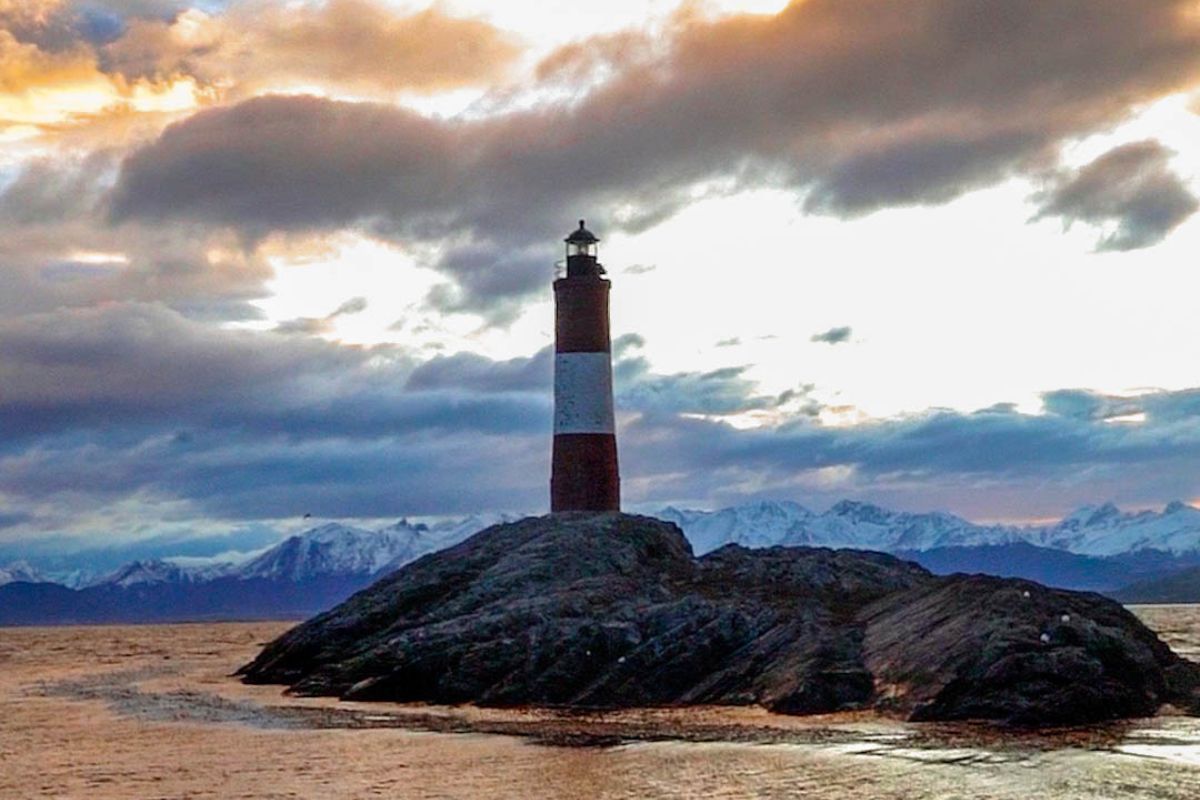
[{"left": 551, "top": 220, "right": 620, "bottom": 512}]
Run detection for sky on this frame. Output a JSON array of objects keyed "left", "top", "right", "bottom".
[{"left": 3, "top": 0, "right": 1200, "bottom": 558}]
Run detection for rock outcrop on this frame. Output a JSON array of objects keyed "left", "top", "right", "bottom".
[{"left": 240, "top": 513, "right": 1200, "bottom": 725}]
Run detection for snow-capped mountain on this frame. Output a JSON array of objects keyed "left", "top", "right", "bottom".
[
  {"left": 45, "top": 568, "right": 100, "bottom": 590},
  {"left": 11, "top": 501, "right": 1200, "bottom": 625},
  {"left": 659, "top": 499, "right": 1200, "bottom": 558},
  {"left": 237, "top": 523, "right": 404, "bottom": 581},
  {"left": 90, "top": 559, "right": 233, "bottom": 589},
  {"left": 1024, "top": 501, "right": 1200, "bottom": 556},
  {"left": 40, "top": 516, "right": 513, "bottom": 594},
  {"left": 375, "top": 513, "right": 520, "bottom": 574},
  {"left": 658, "top": 501, "right": 815, "bottom": 554},
  {"left": 235, "top": 515, "right": 518, "bottom": 582},
  {"left": 0, "top": 517, "right": 520, "bottom": 625},
  {"left": 659, "top": 500, "right": 1024, "bottom": 555},
  {"left": 17, "top": 500, "right": 1200, "bottom": 597},
  {"left": 0, "top": 560, "right": 47, "bottom": 586}
]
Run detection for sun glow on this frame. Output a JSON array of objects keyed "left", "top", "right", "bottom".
[
  {"left": 0, "top": 75, "right": 208, "bottom": 133},
  {"left": 65, "top": 251, "right": 129, "bottom": 266},
  {"left": 1105, "top": 412, "right": 1149, "bottom": 425}
]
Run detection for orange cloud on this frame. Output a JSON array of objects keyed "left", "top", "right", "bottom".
[
  {"left": 0, "top": 0, "right": 65, "bottom": 32},
  {"left": 0, "top": 0, "right": 519, "bottom": 148},
  {"left": 104, "top": 0, "right": 521, "bottom": 98},
  {"left": 0, "top": 20, "right": 207, "bottom": 144}
]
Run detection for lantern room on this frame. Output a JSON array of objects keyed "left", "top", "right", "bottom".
[{"left": 564, "top": 219, "right": 604, "bottom": 278}]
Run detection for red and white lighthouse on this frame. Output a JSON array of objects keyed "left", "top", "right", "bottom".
[{"left": 551, "top": 220, "right": 620, "bottom": 512}]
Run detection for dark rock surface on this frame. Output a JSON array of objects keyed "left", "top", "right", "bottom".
[{"left": 240, "top": 513, "right": 1200, "bottom": 725}]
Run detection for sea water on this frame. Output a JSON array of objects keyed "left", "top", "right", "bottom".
[{"left": 2, "top": 608, "right": 1200, "bottom": 799}]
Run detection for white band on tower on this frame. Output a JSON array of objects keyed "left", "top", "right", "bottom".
[{"left": 554, "top": 352, "right": 615, "bottom": 434}]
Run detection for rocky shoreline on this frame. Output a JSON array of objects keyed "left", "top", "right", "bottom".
[{"left": 240, "top": 513, "right": 1200, "bottom": 726}]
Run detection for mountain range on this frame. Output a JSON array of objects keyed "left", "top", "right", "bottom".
[
  {"left": 3, "top": 500, "right": 1200, "bottom": 624},
  {"left": 658, "top": 499, "right": 1200, "bottom": 557}
]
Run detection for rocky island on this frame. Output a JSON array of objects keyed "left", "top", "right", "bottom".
[{"left": 241, "top": 513, "right": 1200, "bottom": 726}]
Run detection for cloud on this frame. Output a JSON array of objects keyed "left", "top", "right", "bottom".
[
  {"left": 0, "top": 511, "right": 31, "bottom": 530},
  {"left": 404, "top": 339, "right": 787, "bottom": 418},
  {"left": 2, "top": 303, "right": 1200, "bottom": 531},
  {"left": 0, "top": 302, "right": 556, "bottom": 522},
  {"left": 0, "top": 2, "right": 212, "bottom": 138},
  {"left": 0, "top": 154, "right": 272, "bottom": 321},
  {"left": 333, "top": 296, "right": 367, "bottom": 316},
  {"left": 274, "top": 295, "right": 368, "bottom": 335},
  {"left": 1041, "top": 388, "right": 1145, "bottom": 422},
  {"left": 101, "top": 0, "right": 520, "bottom": 96},
  {"left": 109, "top": 0, "right": 1200, "bottom": 310},
  {"left": 8, "top": 0, "right": 1200, "bottom": 539},
  {"left": 0, "top": 524, "right": 282, "bottom": 572},
  {"left": 618, "top": 388, "right": 1200, "bottom": 514},
  {"left": 615, "top": 358, "right": 783, "bottom": 416},
  {"left": 1033, "top": 140, "right": 1200, "bottom": 251},
  {"left": 0, "top": 302, "right": 785, "bottom": 523},
  {"left": 0, "top": 0, "right": 517, "bottom": 148},
  {"left": 406, "top": 347, "right": 552, "bottom": 393},
  {"left": 811, "top": 326, "right": 852, "bottom": 345}
]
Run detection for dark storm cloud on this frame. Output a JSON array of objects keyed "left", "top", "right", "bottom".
[
  {"left": 811, "top": 326, "right": 852, "bottom": 345},
  {"left": 0, "top": 301, "right": 791, "bottom": 520},
  {"left": 424, "top": 243, "right": 548, "bottom": 322},
  {"left": 620, "top": 390, "right": 1200, "bottom": 508},
  {"left": 615, "top": 358, "right": 780, "bottom": 416},
  {"left": 0, "top": 155, "right": 272, "bottom": 321},
  {"left": 0, "top": 153, "right": 111, "bottom": 225},
  {"left": 2, "top": 304, "right": 1200, "bottom": 524},
  {"left": 1032, "top": 140, "right": 1200, "bottom": 251},
  {"left": 0, "top": 511, "right": 32, "bottom": 530},
  {"left": 108, "top": 0, "right": 1200, "bottom": 309},
  {"left": 0, "top": 302, "right": 372, "bottom": 436},
  {"left": 0, "top": 302, "right": 560, "bottom": 446},
  {"left": 405, "top": 340, "right": 783, "bottom": 418},
  {"left": 0, "top": 302, "right": 555, "bottom": 518},
  {"left": 406, "top": 347, "right": 553, "bottom": 393}
]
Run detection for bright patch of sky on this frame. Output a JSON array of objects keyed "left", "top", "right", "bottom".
[
  {"left": 387, "top": 0, "right": 792, "bottom": 117},
  {"left": 251, "top": 89, "right": 1200, "bottom": 424}
]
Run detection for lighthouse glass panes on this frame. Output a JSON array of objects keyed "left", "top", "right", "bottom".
[
  {"left": 567, "top": 239, "right": 597, "bottom": 258},
  {"left": 551, "top": 220, "right": 620, "bottom": 512}
]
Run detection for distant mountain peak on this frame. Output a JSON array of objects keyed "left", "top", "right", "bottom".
[
  {"left": 0, "top": 560, "right": 46, "bottom": 586},
  {"left": 384, "top": 517, "right": 430, "bottom": 533},
  {"left": 828, "top": 499, "right": 893, "bottom": 523},
  {"left": 97, "top": 559, "right": 193, "bottom": 588}
]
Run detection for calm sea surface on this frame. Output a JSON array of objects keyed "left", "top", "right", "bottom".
[{"left": 2, "top": 607, "right": 1200, "bottom": 799}]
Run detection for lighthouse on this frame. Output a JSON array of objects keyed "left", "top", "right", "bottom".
[{"left": 551, "top": 220, "right": 620, "bottom": 512}]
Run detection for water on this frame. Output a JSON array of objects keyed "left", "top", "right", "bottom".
[{"left": 1, "top": 607, "right": 1199, "bottom": 798}]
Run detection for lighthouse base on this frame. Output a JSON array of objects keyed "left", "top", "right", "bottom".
[{"left": 551, "top": 433, "right": 620, "bottom": 512}]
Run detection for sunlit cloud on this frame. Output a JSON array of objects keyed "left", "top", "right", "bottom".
[{"left": 104, "top": 1, "right": 521, "bottom": 99}]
